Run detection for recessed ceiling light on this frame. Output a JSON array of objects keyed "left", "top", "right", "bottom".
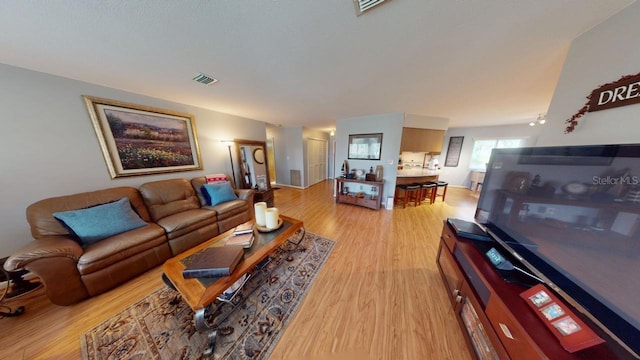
[{"left": 192, "top": 73, "right": 219, "bottom": 86}]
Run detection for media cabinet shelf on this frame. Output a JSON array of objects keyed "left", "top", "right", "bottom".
[
  {"left": 436, "top": 222, "right": 633, "bottom": 360},
  {"left": 335, "top": 178, "right": 384, "bottom": 210}
]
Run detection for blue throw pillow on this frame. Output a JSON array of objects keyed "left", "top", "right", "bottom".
[
  {"left": 53, "top": 197, "right": 148, "bottom": 246},
  {"left": 201, "top": 182, "right": 238, "bottom": 206}
]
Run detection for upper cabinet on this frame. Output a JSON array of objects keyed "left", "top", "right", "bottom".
[{"left": 400, "top": 127, "right": 445, "bottom": 153}]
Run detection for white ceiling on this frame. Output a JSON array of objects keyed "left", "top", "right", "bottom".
[{"left": 0, "top": 0, "right": 635, "bottom": 130}]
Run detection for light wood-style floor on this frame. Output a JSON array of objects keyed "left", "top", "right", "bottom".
[{"left": 0, "top": 180, "right": 479, "bottom": 360}]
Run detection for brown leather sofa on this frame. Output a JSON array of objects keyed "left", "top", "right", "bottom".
[
  {"left": 139, "top": 177, "right": 254, "bottom": 255},
  {"left": 190, "top": 176, "right": 254, "bottom": 233},
  {"left": 3, "top": 177, "right": 254, "bottom": 306}
]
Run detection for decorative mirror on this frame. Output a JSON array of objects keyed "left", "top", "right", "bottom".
[
  {"left": 235, "top": 139, "right": 271, "bottom": 191},
  {"left": 253, "top": 148, "right": 265, "bottom": 164}
]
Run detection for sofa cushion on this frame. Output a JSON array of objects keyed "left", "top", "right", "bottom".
[
  {"left": 205, "top": 173, "right": 229, "bottom": 184},
  {"left": 155, "top": 208, "right": 218, "bottom": 240},
  {"left": 76, "top": 223, "right": 168, "bottom": 275},
  {"left": 26, "top": 187, "right": 151, "bottom": 239},
  {"left": 205, "top": 199, "right": 249, "bottom": 221},
  {"left": 139, "top": 178, "right": 201, "bottom": 222},
  {"left": 201, "top": 182, "right": 238, "bottom": 206},
  {"left": 53, "top": 198, "right": 148, "bottom": 246}
]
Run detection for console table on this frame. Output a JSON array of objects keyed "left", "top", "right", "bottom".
[
  {"left": 335, "top": 178, "right": 384, "bottom": 210},
  {"left": 436, "top": 221, "right": 632, "bottom": 359},
  {"left": 253, "top": 188, "right": 274, "bottom": 207}
]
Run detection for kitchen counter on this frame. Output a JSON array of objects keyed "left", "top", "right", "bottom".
[
  {"left": 397, "top": 168, "right": 441, "bottom": 177},
  {"left": 396, "top": 168, "right": 440, "bottom": 185}
]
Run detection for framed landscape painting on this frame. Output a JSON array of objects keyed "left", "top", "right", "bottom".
[{"left": 83, "top": 96, "right": 202, "bottom": 178}]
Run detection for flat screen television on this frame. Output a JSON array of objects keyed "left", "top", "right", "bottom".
[{"left": 475, "top": 144, "right": 640, "bottom": 358}]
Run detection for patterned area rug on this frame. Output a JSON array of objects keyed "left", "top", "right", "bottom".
[{"left": 80, "top": 231, "right": 335, "bottom": 360}]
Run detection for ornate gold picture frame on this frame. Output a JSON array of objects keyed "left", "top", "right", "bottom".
[{"left": 83, "top": 96, "right": 202, "bottom": 178}]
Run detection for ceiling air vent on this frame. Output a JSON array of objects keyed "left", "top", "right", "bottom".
[
  {"left": 353, "top": 0, "right": 390, "bottom": 16},
  {"left": 192, "top": 73, "right": 219, "bottom": 86}
]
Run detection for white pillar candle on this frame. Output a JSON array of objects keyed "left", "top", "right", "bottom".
[
  {"left": 254, "top": 202, "right": 267, "bottom": 226},
  {"left": 265, "top": 207, "right": 279, "bottom": 229}
]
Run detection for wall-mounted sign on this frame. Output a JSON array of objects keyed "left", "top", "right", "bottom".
[
  {"left": 565, "top": 71, "right": 640, "bottom": 133},
  {"left": 444, "top": 136, "right": 464, "bottom": 167}
]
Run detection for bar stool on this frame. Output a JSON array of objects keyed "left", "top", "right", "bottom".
[
  {"left": 425, "top": 181, "right": 438, "bottom": 203},
  {"left": 411, "top": 183, "right": 427, "bottom": 206},
  {"left": 421, "top": 182, "right": 437, "bottom": 205},
  {"left": 434, "top": 180, "right": 449, "bottom": 202},
  {"left": 395, "top": 184, "right": 421, "bottom": 208}
]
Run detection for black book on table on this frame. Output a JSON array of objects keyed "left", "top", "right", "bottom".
[
  {"left": 182, "top": 246, "right": 244, "bottom": 279},
  {"left": 447, "top": 218, "right": 491, "bottom": 241}
]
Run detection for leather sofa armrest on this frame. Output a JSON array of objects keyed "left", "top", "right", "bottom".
[
  {"left": 235, "top": 188, "right": 255, "bottom": 202},
  {"left": 4, "top": 236, "right": 89, "bottom": 305},
  {"left": 4, "top": 236, "right": 83, "bottom": 272}
]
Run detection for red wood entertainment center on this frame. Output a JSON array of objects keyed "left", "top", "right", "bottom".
[{"left": 436, "top": 221, "right": 635, "bottom": 360}]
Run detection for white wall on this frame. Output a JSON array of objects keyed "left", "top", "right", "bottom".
[
  {"left": 0, "top": 64, "right": 267, "bottom": 257},
  {"left": 266, "top": 126, "right": 333, "bottom": 188},
  {"left": 440, "top": 124, "right": 541, "bottom": 187},
  {"left": 442, "top": 2, "right": 640, "bottom": 188},
  {"left": 539, "top": 1, "right": 640, "bottom": 146},
  {"left": 266, "top": 126, "right": 306, "bottom": 187},
  {"left": 336, "top": 113, "right": 404, "bottom": 202}
]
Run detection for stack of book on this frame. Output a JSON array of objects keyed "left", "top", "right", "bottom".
[
  {"left": 182, "top": 246, "right": 244, "bottom": 278},
  {"left": 225, "top": 223, "right": 255, "bottom": 248}
]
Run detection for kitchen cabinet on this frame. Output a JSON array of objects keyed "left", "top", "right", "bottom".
[{"left": 400, "top": 127, "right": 445, "bottom": 153}]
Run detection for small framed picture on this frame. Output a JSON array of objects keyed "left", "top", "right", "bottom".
[
  {"left": 553, "top": 317, "right": 582, "bottom": 336},
  {"left": 541, "top": 303, "right": 565, "bottom": 321},
  {"left": 529, "top": 290, "right": 552, "bottom": 307},
  {"left": 256, "top": 175, "right": 268, "bottom": 191}
]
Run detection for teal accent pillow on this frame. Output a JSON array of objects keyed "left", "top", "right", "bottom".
[
  {"left": 201, "top": 182, "right": 238, "bottom": 206},
  {"left": 53, "top": 197, "right": 148, "bottom": 246}
]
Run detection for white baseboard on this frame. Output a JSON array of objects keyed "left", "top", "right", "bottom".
[{"left": 273, "top": 183, "right": 305, "bottom": 190}]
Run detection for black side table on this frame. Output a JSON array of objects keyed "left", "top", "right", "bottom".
[{"left": 253, "top": 189, "right": 274, "bottom": 207}]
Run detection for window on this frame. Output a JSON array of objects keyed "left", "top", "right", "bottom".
[{"left": 470, "top": 138, "right": 525, "bottom": 170}]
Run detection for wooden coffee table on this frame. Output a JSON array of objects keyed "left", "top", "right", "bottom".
[{"left": 162, "top": 215, "right": 304, "bottom": 355}]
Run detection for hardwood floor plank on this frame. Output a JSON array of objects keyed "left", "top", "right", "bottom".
[{"left": 0, "top": 180, "right": 476, "bottom": 360}]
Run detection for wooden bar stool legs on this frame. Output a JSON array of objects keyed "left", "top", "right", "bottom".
[
  {"left": 434, "top": 181, "right": 448, "bottom": 202},
  {"left": 395, "top": 184, "right": 420, "bottom": 208},
  {"left": 395, "top": 182, "right": 443, "bottom": 207},
  {"left": 421, "top": 183, "right": 436, "bottom": 204}
]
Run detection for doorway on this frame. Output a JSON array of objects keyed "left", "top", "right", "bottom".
[
  {"left": 266, "top": 137, "right": 276, "bottom": 185},
  {"left": 307, "top": 138, "right": 328, "bottom": 186}
]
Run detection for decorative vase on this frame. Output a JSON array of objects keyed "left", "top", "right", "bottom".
[{"left": 375, "top": 165, "right": 383, "bottom": 181}]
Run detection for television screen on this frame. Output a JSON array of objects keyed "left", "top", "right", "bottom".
[{"left": 475, "top": 144, "right": 640, "bottom": 357}]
